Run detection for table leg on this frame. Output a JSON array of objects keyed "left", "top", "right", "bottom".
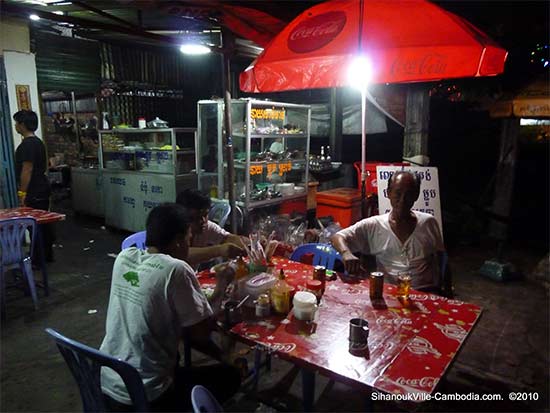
[
  {"left": 301, "top": 368, "right": 315, "bottom": 412},
  {"left": 253, "top": 345, "right": 262, "bottom": 392},
  {"left": 36, "top": 227, "right": 50, "bottom": 296}
]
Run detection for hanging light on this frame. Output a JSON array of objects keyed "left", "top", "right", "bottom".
[
  {"left": 29, "top": 14, "right": 40, "bottom": 21},
  {"left": 179, "top": 44, "right": 211, "bottom": 55},
  {"left": 347, "top": 55, "right": 373, "bottom": 92}
]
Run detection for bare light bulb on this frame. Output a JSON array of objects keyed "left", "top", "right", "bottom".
[
  {"left": 179, "top": 44, "right": 211, "bottom": 55},
  {"left": 347, "top": 55, "right": 373, "bottom": 92}
]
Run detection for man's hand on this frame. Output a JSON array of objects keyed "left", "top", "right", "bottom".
[
  {"left": 220, "top": 243, "right": 245, "bottom": 259},
  {"left": 215, "top": 263, "right": 236, "bottom": 285},
  {"left": 342, "top": 251, "right": 363, "bottom": 275}
]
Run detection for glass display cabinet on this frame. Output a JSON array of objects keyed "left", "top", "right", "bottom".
[
  {"left": 197, "top": 99, "right": 311, "bottom": 211},
  {"left": 98, "top": 128, "right": 197, "bottom": 231}
]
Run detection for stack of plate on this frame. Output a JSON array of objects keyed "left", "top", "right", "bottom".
[{"left": 276, "top": 183, "right": 295, "bottom": 196}]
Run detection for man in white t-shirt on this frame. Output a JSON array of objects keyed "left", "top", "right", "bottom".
[
  {"left": 332, "top": 171, "right": 445, "bottom": 290},
  {"left": 100, "top": 203, "right": 240, "bottom": 411},
  {"left": 176, "top": 189, "right": 246, "bottom": 267}
]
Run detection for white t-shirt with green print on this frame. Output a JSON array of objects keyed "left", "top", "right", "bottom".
[{"left": 100, "top": 247, "right": 213, "bottom": 404}]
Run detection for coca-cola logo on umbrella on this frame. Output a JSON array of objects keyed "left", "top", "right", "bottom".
[
  {"left": 288, "top": 11, "right": 346, "bottom": 53},
  {"left": 391, "top": 54, "right": 448, "bottom": 77}
]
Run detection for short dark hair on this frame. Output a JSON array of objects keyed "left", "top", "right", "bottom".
[
  {"left": 176, "top": 189, "right": 211, "bottom": 210},
  {"left": 145, "top": 203, "right": 191, "bottom": 249},
  {"left": 388, "top": 170, "right": 421, "bottom": 194},
  {"left": 13, "top": 110, "right": 38, "bottom": 132}
]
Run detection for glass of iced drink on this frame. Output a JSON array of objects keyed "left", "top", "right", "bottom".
[{"left": 396, "top": 273, "right": 412, "bottom": 299}]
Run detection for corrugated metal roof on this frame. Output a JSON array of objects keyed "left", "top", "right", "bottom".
[{"left": 32, "top": 29, "right": 101, "bottom": 94}]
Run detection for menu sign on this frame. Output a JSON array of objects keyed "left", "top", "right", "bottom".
[{"left": 377, "top": 166, "right": 443, "bottom": 239}]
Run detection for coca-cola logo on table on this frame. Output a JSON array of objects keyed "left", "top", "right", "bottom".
[
  {"left": 396, "top": 376, "right": 437, "bottom": 388},
  {"left": 288, "top": 11, "right": 346, "bottom": 53},
  {"left": 259, "top": 342, "right": 297, "bottom": 353},
  {"left": 391, "top": 54, "right": 448, "bottom": 77}
]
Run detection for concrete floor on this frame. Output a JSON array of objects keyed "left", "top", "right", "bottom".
[{"left": 1, "top": 203, "right": 548, "bottom": 412}]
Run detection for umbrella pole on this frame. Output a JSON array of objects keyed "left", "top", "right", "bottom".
[
  {"left": 222, "top": 31, "right": 237, "bottom": 233},
  {"left": 361, "top": 89, "right": 367, "bottom": 219}
]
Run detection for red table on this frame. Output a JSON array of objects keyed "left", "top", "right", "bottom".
[
  {"left": 0, "top": 207, "right": 66, "bottom": 225},
  {"left": 0, "top": 207, "right": 66, "bottom": 295},
  {"left": 197, "top": 257, "right": 482, "bottom": 410}
]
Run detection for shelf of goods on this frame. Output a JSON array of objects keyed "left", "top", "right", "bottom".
[{"left": 197, "top": 99, "right": 311, "bottom": 214}]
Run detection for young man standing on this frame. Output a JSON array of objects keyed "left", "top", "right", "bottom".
[{"left": 13, "top": 110, "right": 54, "bottom": 261}]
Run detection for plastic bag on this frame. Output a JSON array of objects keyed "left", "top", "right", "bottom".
[{"left": 319, "top": 223, "right": 342, "bottom": 244}]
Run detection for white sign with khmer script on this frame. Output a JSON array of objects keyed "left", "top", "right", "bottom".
[{"left": 376, "top": 166, "right": 443, "bottom": 239}]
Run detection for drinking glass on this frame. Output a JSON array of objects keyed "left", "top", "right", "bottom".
[{"left": 396, "top": 273, "right": 412, "bottom": 299}]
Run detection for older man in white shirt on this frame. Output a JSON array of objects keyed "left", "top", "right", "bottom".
[{"left": 332, "top": 171, "right": 445, "bottom": 290}]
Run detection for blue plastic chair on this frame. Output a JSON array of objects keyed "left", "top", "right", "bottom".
[
  {"left": 45, "top": 328, "right": 149, "bottom": 412},
  {"left": 0, "top": 217, "right": 39, "bottom": 314},
  {"left": 191, "top": 385, "right": 223, "bottom": 413},
  {"left": 208, "top": 202, "right": 231, "bottom": 229},
  {"left": 121, "top": 231, "right": 146, "bottom": 250},
  {"left": 290, "top": 243, "right": 343, "bottom": 271}
]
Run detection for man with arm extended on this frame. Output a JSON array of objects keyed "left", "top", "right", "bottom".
[
  {"left": 332, "top": 171, "right": 445, "bottom": 290},
  {"left": 101, "top": 203, "right": 240, "bottom": 411},
  {"left": 176, "top": 189, "right": 246, "bottom": 267}
]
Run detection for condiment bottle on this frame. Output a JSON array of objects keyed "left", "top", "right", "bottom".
[
  {"left": 313, "top": 265, "right": 326, "bottom": 294},
  {"left": 255, "top": 293, "right": 271, "bottom": 317},
  {"left": 305, "top": 279, "right": 323, "bottom": 303},
  {"left": 271, "top": 269, "right": 291, "bottom": 314},
  {"left": 235, "top": 256, "right": 249, "bottom": 280}
]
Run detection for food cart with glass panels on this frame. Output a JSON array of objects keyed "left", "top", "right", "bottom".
[
  {"left": 99, "top": 127, "right": 197, "bottom": 232},
  {"left": 197, "top": 99, "right": 311, "bottom": 227}
]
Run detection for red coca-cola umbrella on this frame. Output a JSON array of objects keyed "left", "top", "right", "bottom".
[
  {"left": 240, "top": 0, "right": 507, "bottom": 91},
  {"left": 240, "top": 0, "right": 507, "bottom": 212}
]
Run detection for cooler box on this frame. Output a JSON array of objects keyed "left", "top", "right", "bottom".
[
  {"left": 353, "top": 161, "right": 409, "bottom": 194},
  {"left": 316, "top": 188, "right": 362, "bottom": 227},
  {"left": 279, "top": 197, "right": 307, "bottom": 215}
]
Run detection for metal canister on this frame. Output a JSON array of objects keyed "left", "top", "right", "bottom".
[
  {"left": 369, "top": 272, "right": 384, "bottom": 299},
  {"left": 255, "top": 293, "right": 271, "bottom": 317},
  {"left": 313, "top": 265, "right": 326, "bottom": 292}
]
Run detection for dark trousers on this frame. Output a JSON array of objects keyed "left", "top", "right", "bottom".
[
  {"left": 26, "top": 197, "right": 55, "bottom": 262},
  {"left": 104, "top": 363, "right": 241, "bottom": 412}
]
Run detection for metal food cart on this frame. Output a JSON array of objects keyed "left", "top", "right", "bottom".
[
  {"left": 99, "top": 127, "right": 197, "bottom": 232},
  {"left": 197, "top": 99, "right": 311, "bottom": 219}
]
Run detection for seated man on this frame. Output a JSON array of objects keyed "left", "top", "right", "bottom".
[
  {"left": 332, "top": 171, "right": 445, "bottom": 290},
  {"left": 101, "top": 203, "right": 240, "bottom": 411},
  {"left": 176, "top": 189, "right": 246, "bottom": 267}
]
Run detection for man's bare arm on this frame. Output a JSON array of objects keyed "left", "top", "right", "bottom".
[
  {"left": 19, "top": 161, "right": 33, "bottom": 205},
  {"left": 331, "top": 233, "right": 363, "bottom": 275}
]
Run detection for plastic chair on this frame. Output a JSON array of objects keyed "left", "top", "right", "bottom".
[
  {"left": 191, "top": 385, "right": 223, "bottom": 413},
  {"left": 290, "top": 243, "right": 343, "bottom": 271},
  {"left": 121, "top": 231, "right": 146, "bottom": 250},
  {"left": 208, "top": 202, "right": 231, "bottom": 229},
  {"left": 0, "top": 217, "right": 39, "bottom": 314},
  {"left": 45, "top": 328, "right": 149, "bottom": 413}
]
